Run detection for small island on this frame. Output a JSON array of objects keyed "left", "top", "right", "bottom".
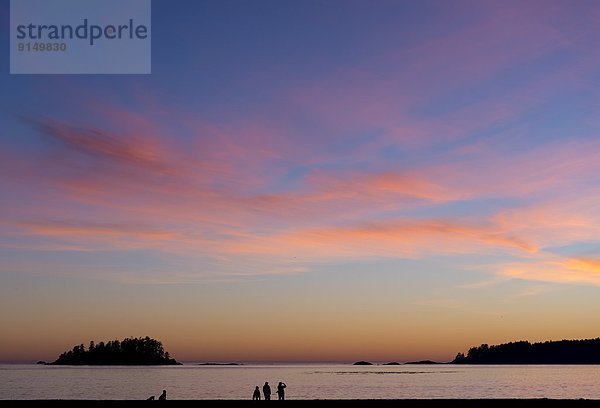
[
  {"left": 352, "top": 361, "right": 373, "bottom": 365},
  {"left": 453, "top": 338, "right": 600, "bottom": 364},
  {"left": 49, "top": 336, "right": 181, "bottom": 365}
]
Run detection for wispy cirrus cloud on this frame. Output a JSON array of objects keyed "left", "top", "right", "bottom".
[
  {"left": 17, "top": 221, "right": 180, "bottom": 241},
  {"left": 30, "top": 118, "right": 174, "bottom": 174},
  {"left": 226, "top": 218, "right": 538, "bottom": 260},
  {"left": 3, "top": 104, "right": 599, "bottom": 286},
  {"left": 9, "top": 214, "right": 539, "bottom": 259},
  {"left": 504, "top": 256, "right": 600, "bottom": 286}
]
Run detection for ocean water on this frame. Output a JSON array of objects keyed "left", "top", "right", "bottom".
[{"left": 1, "top": 364, "right": 600, "bottom": 400}]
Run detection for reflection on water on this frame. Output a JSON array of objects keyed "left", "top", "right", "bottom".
[
  {"left": 316, "top": 370, "right": 460, "bottom": 375},
  {"left": 1, "top": 364, "right": 600, "bottom": 400}
]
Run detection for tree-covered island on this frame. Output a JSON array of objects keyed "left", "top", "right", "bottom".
[{"left": 50, "top": 336, "right": 181, "bottom": 365}]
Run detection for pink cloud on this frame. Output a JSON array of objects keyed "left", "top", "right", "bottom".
[
  {"left": 435, "top": 138, "right": 600, "bottom": 202},
  {"left": 224, "top": 218, "right": 537, "bottom": 261},
  {"left": 31, "top": 118, "right": 174, "bottom": 174},
  {"left": 492, "top": 193, "right": 600, "bottom": 249},
  {"left": 503, "top": 256, "right": 600, "bottom": 286},
  {"left": 17, "top": 221, "right": 179, "bottom": 241}
]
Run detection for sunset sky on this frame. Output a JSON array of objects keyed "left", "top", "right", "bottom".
[{"left": 1, "top": 0, "right": 600, "bottom": 363}]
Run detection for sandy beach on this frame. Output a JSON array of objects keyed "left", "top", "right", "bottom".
[{"left": 1, "top": 400, "right": 600, "bottom": 408}]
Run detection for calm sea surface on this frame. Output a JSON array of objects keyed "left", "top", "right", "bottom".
[{"left": 2, "top": 364, "right": 600, "bottom": 400}]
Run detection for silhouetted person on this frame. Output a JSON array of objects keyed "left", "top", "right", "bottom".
[
  {"left": 158, "top": 390, "right": 167, "bottom": 401},
  {"left": 253, "top": 386, "right": 261, "bottom": 400},
  {"left": 276, "top": 382, "right": 287, "bottom": 400},
  {"left": 263, "top": 382, "right": 271, "bottom": 400}
]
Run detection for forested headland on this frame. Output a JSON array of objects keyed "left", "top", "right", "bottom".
[{"left": 453, "top": 338, "right": 600, "bottom": 364}]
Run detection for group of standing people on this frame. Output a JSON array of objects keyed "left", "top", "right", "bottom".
[{"left": 253, "top": 381, "right": 286, "bottom": 400}]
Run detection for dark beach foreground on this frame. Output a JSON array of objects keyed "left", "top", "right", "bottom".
[{"left": 2, "top": 400, "right": 600, "bottom": 408}]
